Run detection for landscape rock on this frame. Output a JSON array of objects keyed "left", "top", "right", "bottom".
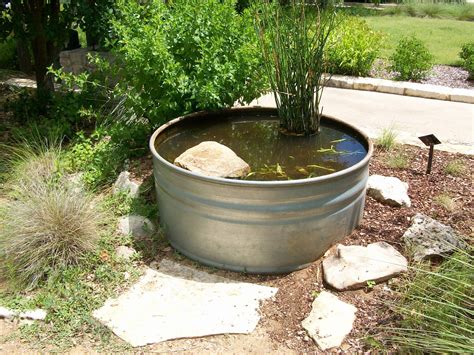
[
  {"left": 115, "top": 246, "right": 137, "bottom": 261},
  {"left": 19, "top": 309, "right": 47, "bottom": 321},
  {"left": 93, "top": 259, "right": 277, "bottom": 347},
  {"left": 113, "top": 171, "right": 140, "bottom": 198},
  {"left": 0, "top": 307, "right": 16, "bottom": 319},
  {"left": 403, "top": 213, "right": 466, "bottom": 261},
  {"left": 322, "top": 242, "right": 408, "bottom": 291},
  {"left": 118, "top": 215, "right": 155, "bottom": 239},
  {"left": 302, "top": 291, "right": 357, "bottom": 351},
  {"left": 367, "top": 175, "right": 411, "bottom": 207},
  {"left": 174, "top": 141, "right": 250, "bottom": 178}
]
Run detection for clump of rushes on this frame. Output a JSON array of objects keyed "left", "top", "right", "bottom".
[
  {"left": 376, "top": 127, "right": 397, "bottom": 151},
  {"left": 385, "top": 247, "right": 473, "bottom": 353},
  {"left": 254, "top": 0, "right": 336, "bottom": 135},
  {"left": 0, "top": 143, "right": 103, "bottom": 288}
]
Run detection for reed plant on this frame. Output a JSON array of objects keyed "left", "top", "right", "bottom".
[{"left": 254, "top": 0, "right": 336, "bottom": 135}]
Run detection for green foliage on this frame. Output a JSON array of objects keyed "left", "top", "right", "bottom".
[
  {"left": 254, "top": 0, "right": 336, "bottom": 135},
  {"left": 108, "top": 0, "right": 266, "bottom": 128},
  {"left": 386, "top": 151, "right": 409, "bottom": 169},
  {"left": 0, "top": 143, "right": 104, "bottom": 288},
  {"left": 326, "top": 15, "right": 382, "bottom": 76},
  {"left": 444, "top": 159, "right": 466, "bottom": 176},
  {"left": 390, "top": 36, "right": 433, "bottom": 81},
  {"left": 434, "top": 194, "right": 456, "bottom": 211},
  {"left": 376, "top": 127, "right": 397, "bottom": 151},
  {"left": 0, "top": 37, "right": 17, "bottom": 69},
  {"left": 386, "top": 248, "right": 474, "bottom": 353},
  {"left": 460, "top": 42, "right": 474, "bottom": 79},
  {"left": 382, "top": 3, "right": 474, "bottom": 21}
]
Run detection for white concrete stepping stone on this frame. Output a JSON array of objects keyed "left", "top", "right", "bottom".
[
  {"left": 302, "top": 291, "right": 356, "bottom": 350},
  {"left": 322, "top": 242, "right": 408, "bottom": 291},
  {"left": 367, "top": 175, "right": 411, "bottom": 207},
  {"left": 93, "top": 259, "right": 278, "bottom": 347}
]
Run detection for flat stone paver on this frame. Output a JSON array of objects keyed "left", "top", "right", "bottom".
[
  {"left": 246, "top": 88, "right": 473, "bottom": 154},
  {"left": 93, "top": 259, "right": 278, "bottom": 347}
]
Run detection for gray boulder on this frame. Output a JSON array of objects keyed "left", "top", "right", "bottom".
[
  {"left": 113, "top": 171, "right": 140, "bottom": 198},
  {"left": 322, "top": 242, "right": 408, "bottom": 291},
  {"left": 118, "top": 215, "right": 156, "bottom": 239},
  {"left": 174, "top": 141, "right": 250, "bottom": 178},
  {"left": 302, "top": 291, "right": 357, "bottom": 351},
  {"left": 367, "top": 175, "right": 411, "bottom": 207},
  {"left": 403, "top": 213, "right": 466, "bottom": 261}
]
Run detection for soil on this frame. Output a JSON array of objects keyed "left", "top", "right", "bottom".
[
  {"left": 3, "top": 143, "right": 471, "bottom": 353},
  {"left": 370, "top": 59, "right": 474, "bottom": 90}
]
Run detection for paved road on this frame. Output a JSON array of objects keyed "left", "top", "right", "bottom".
[{"left": 249, "top": 88, "right": 474, "bottom": 154}]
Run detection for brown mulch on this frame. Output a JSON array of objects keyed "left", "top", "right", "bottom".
[{"left": 370, "top": 59, "right": 474, "bottom": 90}]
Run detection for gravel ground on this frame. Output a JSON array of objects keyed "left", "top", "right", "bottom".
[{"left": 370, "top": 59, "right": 473, "bottom": 90}]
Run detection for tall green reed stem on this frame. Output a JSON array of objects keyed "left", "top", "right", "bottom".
[{"left": 254, "top": 0, "right": 336, "bottom": 135}]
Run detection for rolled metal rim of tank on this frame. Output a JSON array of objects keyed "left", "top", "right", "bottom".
[{"left": 149, "top": 106, "right": 374, "bottom": 186}]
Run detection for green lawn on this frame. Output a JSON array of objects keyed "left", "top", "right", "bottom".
[{"left": 364, "top": 16, "right": 474, "bottom": 65}]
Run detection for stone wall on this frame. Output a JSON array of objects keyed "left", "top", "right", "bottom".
[{"left": 59, "top": 48, "right": 113, "bottom": 74}]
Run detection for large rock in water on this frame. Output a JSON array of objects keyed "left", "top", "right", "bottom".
[
  {"left": 322, "top": 242, "right": 408, "bottom": 291},
  {"left": 302, "top": 291, "right": 357, "bottom": 351},
  {"left": 367, "top": 175, "right": 411, "bottom": 207},
  {"left": 403, "top": 213, "right": 466, "bottom": 261},
  {"left": 174, "top": 141, "right": 250, "bottom": 178}
]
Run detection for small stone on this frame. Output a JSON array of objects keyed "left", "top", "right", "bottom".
[
  {"left": 403, "top": 213, "right": 466, "bottom": 261},
  {"left": 19, "top": 309, "right": 47, "bottom": 321},
  {"left": 302, "top": 291, "right": 357, "bottom": 351},
  {"left": 367, "top": 175, "right": 411, "bottom": 207},
  {"left": 113, "top": 171, "right": 140, "bottom": 198},
  {"left": 115, "top": 246, "right": 136, "bottom": 261},
  {"left": 174, "top": 141, "right": 250, "bottom": 178},
  {"left": 322, "top": 242, "right": 408, "bottom": 291},
  {"left": 0, "top": 307, "right": 16, "bottom": 319},
  {"left": 118, "top": 215, "right": 155, "bottom": 239},
  {"left": 124, "top": 272, "right": 131, "bottom": 280}
]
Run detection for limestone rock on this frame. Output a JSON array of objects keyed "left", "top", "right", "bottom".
[
  {"left": 0, "top": 307, "right": 16, "bottom": 319},
  {"left": 322, "top": 242, "right": 408, "bottom": 291},
  {"left": 115, "top": 246, "right": 137, "bottom": 261},
  {"left": 367, "top": 175, "right": 411, "bottom": 207},
  {"left": 174, "top": 141, "right": 250, "bottom": 178},
  {"left": 19, "top": 309, "right": 47, "bottom": 321},
  {"left": 403, "top": 213, "right": 466, "bottom": 261},
  {"left": 93, "top": 259, "right": 278, "bottom": 347},
  {"left": 302, "top": 291, "right": 357, "bottom": 351},
  {"left": 113, "top": 171, "right": 140, "bottom": 198},
  {"left": 118, "top": 215, "right": 155, "bottom": 239}
]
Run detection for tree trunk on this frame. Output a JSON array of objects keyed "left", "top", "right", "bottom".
[{"left": 16, "top": 39, "right": 33, "bottom": 74}]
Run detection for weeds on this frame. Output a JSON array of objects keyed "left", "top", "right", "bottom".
[
  {"left": 385, "top": 247, "right": 473, "bottom": 353},
  {"left": 386, "top": 151, "right": 409, "bottom": 169},
  {"left": 376, "top": 127, "right": 398, "bottom": 151},
  {"left": 444, "top": 159, "right": 466, "bottom": 176},
  {"left": 434, "top": 194, "right": 457, "bottom": 212}
]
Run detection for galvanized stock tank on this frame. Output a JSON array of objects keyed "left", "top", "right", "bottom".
[{"left": 150, "top": 107, "right": 372, "bottom": 274}]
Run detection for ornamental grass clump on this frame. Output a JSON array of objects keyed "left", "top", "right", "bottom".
[
  {"left": 254, "top": 0, "right": 336, "bottom": 135},
  {"left": 0, "top": 143, "right": 102, "bottom": 288}
]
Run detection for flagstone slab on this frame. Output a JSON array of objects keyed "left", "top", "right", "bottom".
[{"left": 93, "top": 259, "right": 278, "bottom": 347}]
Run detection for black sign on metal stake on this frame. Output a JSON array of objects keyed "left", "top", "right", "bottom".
[{"left": 418, "top": 134, "right": 441, "bottom": 174}]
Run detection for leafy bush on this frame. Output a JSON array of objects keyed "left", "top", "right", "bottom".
[
  {"left": 386, "top": 248, "right": 473, "bottom": 353},
  {"left": 0, "top": 144, "right": 103, "bottom": 288},
  {"left": 109, "top": 0, "right": 266, "bottom": 128},
  {"left": 0, "top": 37, "right": 17, "bottom": 69},
  {"left": 390, "top": 36, "right": 433, "bottom": 81},
  {"left": 460, "top": 42, "right": 474, "bottom": 79},
  {"left": 326, "top": 15, "right": 382, "bottom": 77}
]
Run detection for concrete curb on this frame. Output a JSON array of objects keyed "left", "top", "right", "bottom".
[{"left": 326, "top": 75, "right": 474, "bottom": 104}]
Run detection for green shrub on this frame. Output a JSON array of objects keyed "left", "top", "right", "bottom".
[
  {"left": 460, "top": 42, "right": 474, "bottom": 79},
  {"left": 326, "top": 15, "right": 382, "bottom": 77},
  {"left": 390, "top": 36, "right": 433, "bottom": 81},
  {"left": 390, "top": 36, "right": 433, "bottom": 80},
  {"left": 0, "top": 145, "right": 103, "bottom": 288},
  {"left": 386, "top": 248, "right": 473, "bottom": 353},
  {"left": 0, "top": 37, "right": 17, "bottom": 69},
  {"left": 109, "top": 0, "right": 266, "bottom": 128}
]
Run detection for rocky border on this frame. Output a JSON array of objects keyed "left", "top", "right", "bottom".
[{"left": 326, "top": 75, "right": 474, "bottom": 104}]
